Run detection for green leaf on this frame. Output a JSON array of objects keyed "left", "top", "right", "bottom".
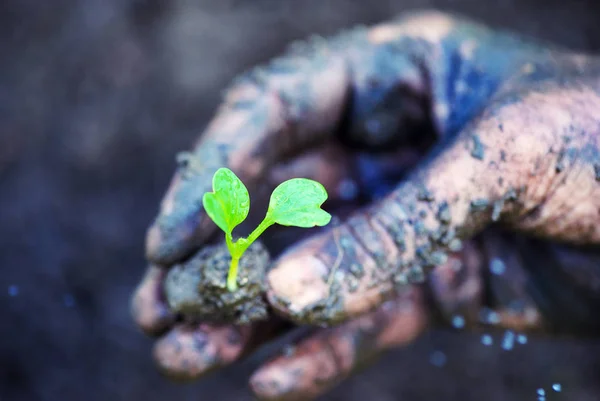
[
  {"left": 202, "top": 168, "right": 250, "bottom": 235},
  {"left": 266, "top": 178, "right": 332, "bottom": 228}
]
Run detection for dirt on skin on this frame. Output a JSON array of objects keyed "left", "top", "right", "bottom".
[{"left": 164, "top": 241, "right": 271, "bottom": 325}]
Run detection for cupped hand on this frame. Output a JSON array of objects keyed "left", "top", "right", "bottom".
[{"left": 132, "top": 10, "right": 600, "bottom": 401}]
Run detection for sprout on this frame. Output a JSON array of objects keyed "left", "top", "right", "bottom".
[{"left": 202, "top": 167, "right": 331, "bottom": 291}]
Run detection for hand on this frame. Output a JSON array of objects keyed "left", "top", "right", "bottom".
[{"left": 132, "top": 10, "right": 600, "bottom": 400}]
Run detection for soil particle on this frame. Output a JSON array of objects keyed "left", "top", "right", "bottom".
[
  {"left": 414, "top": 220, "right": 428, "bottom": 236},
  {"left": 417, "top": 186, "right": 435, "bottom": 202},
  {"left": 470, "top": 198, "right": 490, "bottom": 211},
  {"left": 164, "top": 241, "right": 270, "bottom": 325},
  {"left": 470, "top": 134, "right": 485, "bottom": 160},
  {"left": 406, "top": 264, "right": 425, "bottom": 283},
  {"left": 385, "top": 223, "right": 406, "bottom": 252},
  {"left": 448, "top": 238, "right": 463, "bottom": 252},
  {"left": 393, "top": 272, "right": 408, "bottom": 286},
  {"left": 437, "top": 201, "right": 452, "bottom": 224},
  {"left": 440, "top": 227, "right": 456, "bottom": 244},
  {"left": 282, "top": 344, "right": 296, "bottom": 358},
  {"left": 430, "top": 251, "right": 449, "bottom": 265},
  {"left": 492, "top": 186, "right": 519, "bottom": 221},
  {"left": 504, "top": 187, "right": 519, "bottom": 201},
  {"left": 491, "top": 199, "right": 504, "bottom": 221},
  {"left": 416, "top": 242, "right": 448, "bottom": 268},
  {"left": 429, "top": 229, "right": 442, "bottom": 242},
  {"left": 555, "top": 149, "right": 566, "bottom": 173},
  {"left": 348, "top": 277, "right": 360, "bottom": 293},
  {"left": 349, "top": 262, "right": 365, "bottom": 278}
]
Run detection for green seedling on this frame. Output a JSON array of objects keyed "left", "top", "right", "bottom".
[{"left": 202, "top": 167, "right": 332, "bottom": 292}]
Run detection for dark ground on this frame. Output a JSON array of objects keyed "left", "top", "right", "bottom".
[{"left": 1, "top": 0, "right": 600, "bottom": 400}]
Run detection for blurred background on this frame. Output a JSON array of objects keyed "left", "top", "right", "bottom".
[{"left": 1, "top": 0, "right": 600, "bottom": 400}]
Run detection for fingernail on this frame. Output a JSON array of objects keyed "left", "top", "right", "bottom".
[{"left": 266, "top": 241, "right": 334, "bottom": 324}]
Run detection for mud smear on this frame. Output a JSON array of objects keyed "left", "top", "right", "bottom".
[{"left": 164, "top": 241, "right": 271, "bottom": 325}]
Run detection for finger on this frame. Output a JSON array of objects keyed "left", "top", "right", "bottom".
[
  {"left": 265, "top": 157, "right": 490, "bottom": 326},
  {"left": 131, "top": 265, "right": 175, "bottom": 336},
  {"left": 153, "top": 320, "right": 287, "bottom": 381},
  {"left": 250, "top": 287, "right": 428, "bottom": 401},
  {"left": 145, "top": 45, "right": 350, "bottom": 265}
]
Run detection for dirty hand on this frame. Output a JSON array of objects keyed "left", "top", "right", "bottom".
[{"left": 132, "top": 10, "right": 600, "bottom": 401}]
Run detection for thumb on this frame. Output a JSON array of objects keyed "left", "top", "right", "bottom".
[{"left": 266, "top": 129, "right": 512, "bottom": 326}]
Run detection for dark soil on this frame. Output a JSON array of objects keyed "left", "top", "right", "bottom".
[{"left": 164, "top": 241, "right": 270, "bottom": 325}]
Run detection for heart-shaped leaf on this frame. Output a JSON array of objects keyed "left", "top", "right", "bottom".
[
  {"left": 266, "top": 178, "right": 331, "bottom": 227},
  {"left": 202, "top": 168, "right": 250, "bottom": 236}
]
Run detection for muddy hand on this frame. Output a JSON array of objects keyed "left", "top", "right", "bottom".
[{"left": 132, "top": 9, "right": 600, "bottom": 401}]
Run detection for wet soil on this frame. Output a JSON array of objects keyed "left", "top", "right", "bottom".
[{"left": 164, "top": 241, "right": 271, "bottom": 325}]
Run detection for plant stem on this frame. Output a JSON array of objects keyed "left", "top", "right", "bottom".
[
  {"left": 243, "top": 218, "right": 273, "bottom": 253},
  {"left": 225, "top": 232, "right": 235, "bottom": 255},
  {"left": 226, "top": 217, "right": 274, "bottom": 292},
  {"left": 227, "top": 256, "right": 239, "bottom": 292}
]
